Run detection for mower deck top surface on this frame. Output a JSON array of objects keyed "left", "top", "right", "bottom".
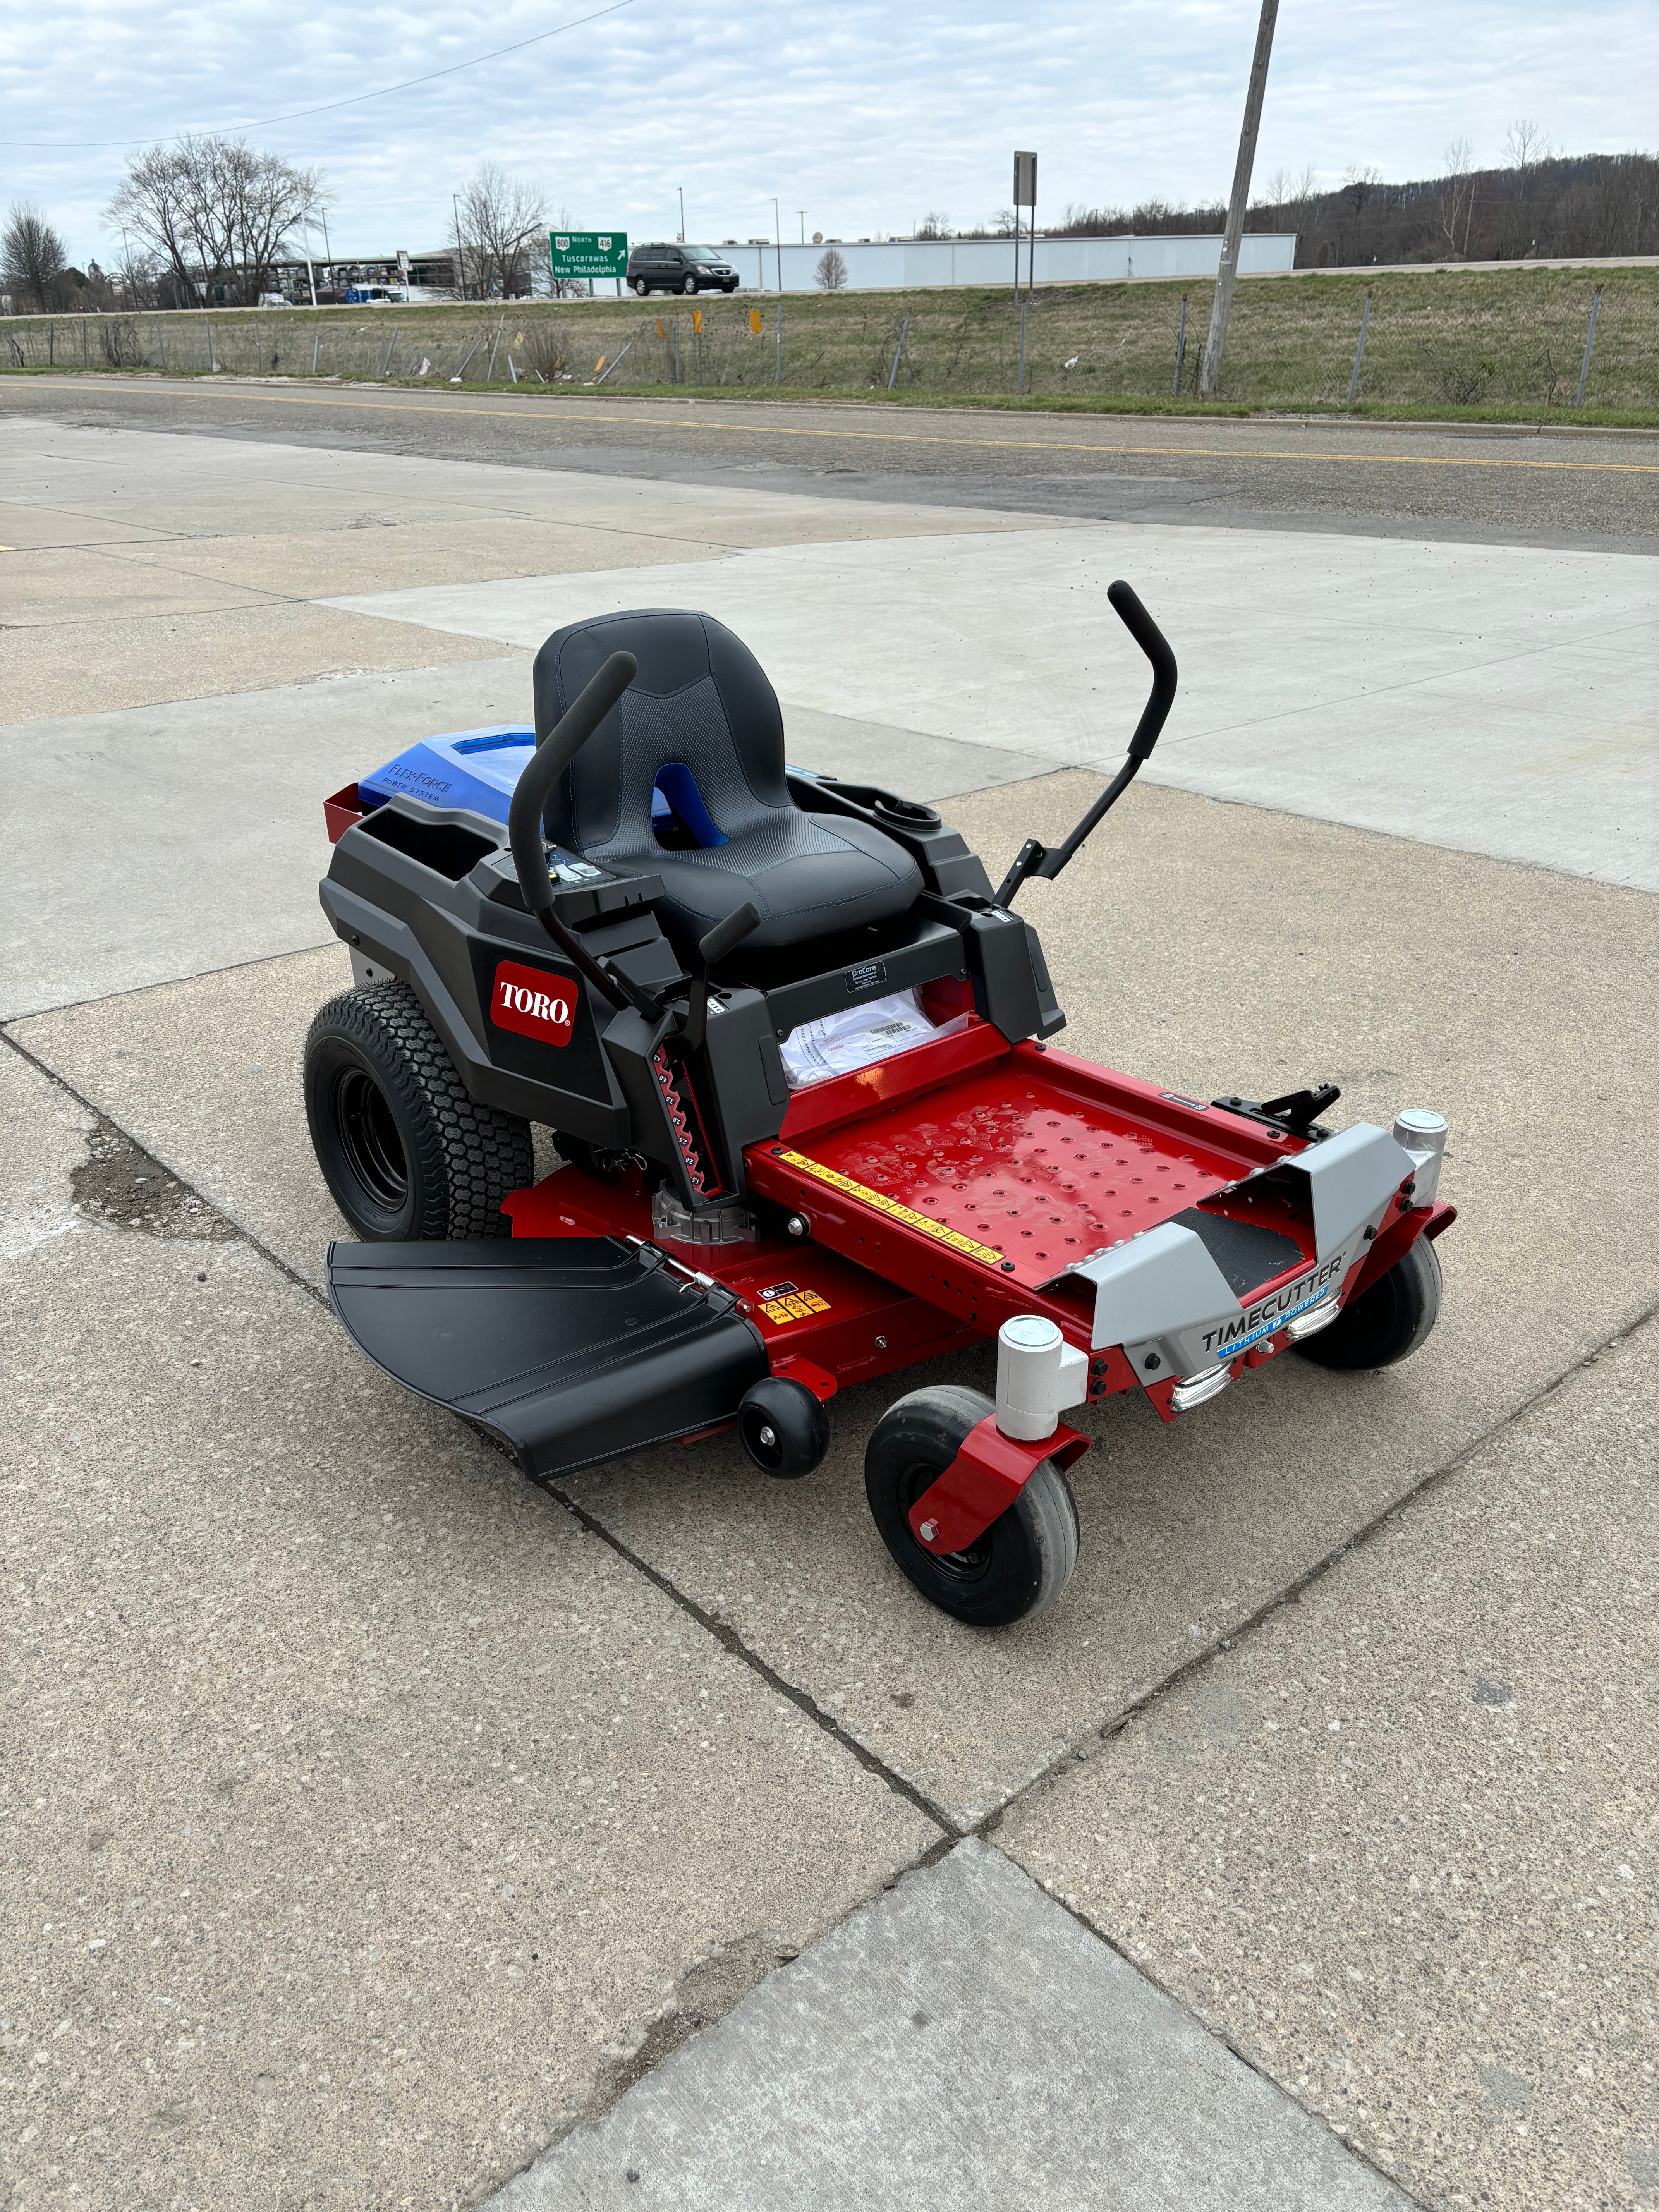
[{"left": 785, "top": 1056, "right": 1236, "bottom": 1281}]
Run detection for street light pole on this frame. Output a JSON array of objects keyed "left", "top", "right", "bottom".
[
  {"left": 677, "top": 185, "right": 685, "bottom": 242},
  {"left": 798, "top": 210, "right": 805, "bottom": 244}
]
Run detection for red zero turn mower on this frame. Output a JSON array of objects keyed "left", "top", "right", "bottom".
[{"left": 306, "top": 586, "right": 1455, "bottom": 1626}]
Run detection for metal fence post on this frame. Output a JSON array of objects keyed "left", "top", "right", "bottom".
[
  {"left": 1575, "top": 284, "right": 1603, "bottom": 409},
  {"left": 1346, "top": 289, "right": 1372, "bottom": 408},
  {"left": 313, "top": 331, "right": 320, "bottom": 374},
  {"left": 1173, "top": 294, "right": 1187, "bottom": 396},
  {"left": 886, "top": 310, "right": 910, "bottom": 392},
  {"left": 1017, "top": 294, "right": 1028, "bottom": 395}
]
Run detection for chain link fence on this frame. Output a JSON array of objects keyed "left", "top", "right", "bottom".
[{"left": 3, "top": 268, "right": 1653, "bottom": 413}]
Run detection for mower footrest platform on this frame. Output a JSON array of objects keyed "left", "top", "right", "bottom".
[{"left": 326, "top": 1237, "right": 767, "bottom": 1480}]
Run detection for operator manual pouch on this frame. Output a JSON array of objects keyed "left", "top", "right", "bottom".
[{"left": 779, "top": 988, "right": 967, "bottom": 1089}]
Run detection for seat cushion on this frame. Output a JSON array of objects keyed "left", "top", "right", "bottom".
[
  {"left": 533, "top": 610, "right": 922, "bottom": 951},
  {"left": 635, "top": 810, "right": 922, "bottom": 950}
]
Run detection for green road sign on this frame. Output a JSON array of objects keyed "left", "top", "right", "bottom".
[{"left": 548, "top": 230, "right": 628, "bottom": 281}]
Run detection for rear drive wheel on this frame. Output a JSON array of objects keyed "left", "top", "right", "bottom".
[
  {"left": 682, "top": 275, "right": 697, "bottom": 294},
  {"left": 864, "top": 1384, "right": 1078, "bottom": 1627},
  {"left": 633, "top": 276, "right": 649, "bottom": 297},
  {"left": 305, "top": 982, "right": 532, "bottom": 1240},
  {"left": 1295, "top": 1235, "right": 1441, "bottom": 1370}
]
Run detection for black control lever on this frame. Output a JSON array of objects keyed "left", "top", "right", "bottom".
[
  {"left": 678, "top": 901, "right": 761, "bottom": 1056},
  {"left": 995, "top": 579, "right": 1178, "bottom": 907},
  {"left": 506, "top": 651, "right": 665, "bottom": 1021}
]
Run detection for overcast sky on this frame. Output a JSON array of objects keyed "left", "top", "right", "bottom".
[{"left": 3, "top": 0, "right": 1655, "bottom": 266}]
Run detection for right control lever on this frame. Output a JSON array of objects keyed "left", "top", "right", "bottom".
[
  {"left": 996, "top": 580, "right": 1178, "bottom": 907},
  {"left": 679, "top": 902, "right": 761, "bottom": 1056}
]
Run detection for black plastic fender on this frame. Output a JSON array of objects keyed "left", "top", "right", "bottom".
[{"left": 326, "top": 1236, "right": 768, "bottom": 1480}]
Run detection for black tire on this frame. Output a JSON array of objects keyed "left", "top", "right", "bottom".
[
  {"left": 864, "top": 1384, "right": 1079, "bottom": 1627},
  {"left": 304, "top": 982, "right": 533, "bottom": 1241},
  {"left": 633, "top": 277, "right": 649, "bottom": 297},
  {"left": 682, "top": 275, "right": 697, "bottom": 295},
  {"left": 737, "top": 1377, "right": 830, "bottom": 1479},
  {"left": 1295, "top": 1235, "right": 1442, "bottom": 1370}
]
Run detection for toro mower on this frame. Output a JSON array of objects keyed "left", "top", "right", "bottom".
[{"left": 306, "top": 585, "right": 1454, "bottom": 1626}]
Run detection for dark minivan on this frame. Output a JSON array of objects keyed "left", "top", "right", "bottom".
[{"left": 625, "top": 243, "right": 740, "bottom": 296}]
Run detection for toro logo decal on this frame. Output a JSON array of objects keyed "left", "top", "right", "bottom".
[{"left": 491, "top": 961, "right": 575, "bottom": 1047}]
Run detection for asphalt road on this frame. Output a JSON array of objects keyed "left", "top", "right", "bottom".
[{"left": 5, "top": 373, "right": 1656, "bottom": 551}]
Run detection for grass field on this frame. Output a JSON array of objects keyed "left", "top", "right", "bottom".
[{"left": 5, "top": 264, "right": 1655, "bottom": 424}]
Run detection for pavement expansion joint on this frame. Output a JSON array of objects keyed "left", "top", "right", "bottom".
[
  {"left": 12, "top": 1008, "right": 1658, "bottom": 1880},
  {"left": 543, "top": 1479, "right": 959, "bottom": 1838},
  {"left": 976, "top": 1292, "right": 1659, "bottom": 1852},
  {"left": 998, "top": 1846, "right": 1437, "bottom": 2212}
]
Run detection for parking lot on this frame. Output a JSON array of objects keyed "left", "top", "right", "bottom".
[{"left": 2, "top": 380, "right": 1656, "bottom": 2209}]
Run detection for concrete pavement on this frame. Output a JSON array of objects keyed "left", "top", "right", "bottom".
[
  {"left": 999, "top": 1314, "right": 1659, "bottom": 2212},
  {"left": 327, "top": 522, "right": 1657, "bottom": 885},
  {"left": 2, "top": 397, "right": 1655, "bottom": 2209},
  {"left": 492, "top": 1841, "right": 1412, "bottom": 2212}
]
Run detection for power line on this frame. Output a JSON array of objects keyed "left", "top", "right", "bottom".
[{"left": 0, "top": 0, "right": 639, "bottom": 151}]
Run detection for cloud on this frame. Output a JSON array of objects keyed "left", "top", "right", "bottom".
[{"left": 3, "top": 0, "right": 1655, "bottom": 264}]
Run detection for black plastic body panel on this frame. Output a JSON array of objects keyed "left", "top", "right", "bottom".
[
  {"left": 321, "top": 796, "right": 649, "bottom": 1142},
  {"left": 326, "top": 1237, "right": 769, "bottom": 1480},
  {"left": 787, "top": 770, "right": 995, "bottom": 900},
  {"left": 318, "top": 789, "right": 1062, "bottom": 1184},
  {"left": 915, "top": 893, "right": 1066, "bottom": 1043},
  {"left": 723, "top": 912, "right": 969, "bottom": 1040}
]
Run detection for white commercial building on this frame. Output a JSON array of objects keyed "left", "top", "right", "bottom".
[{"left": 708, "top": 232, "right": 1298, "bottom": 294}]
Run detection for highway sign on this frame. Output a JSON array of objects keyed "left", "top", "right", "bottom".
[{"left": 549, "top": 231, "right": 628, "bottom": 281}]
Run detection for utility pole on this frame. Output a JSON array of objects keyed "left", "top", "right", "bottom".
[{"left": 1199, "top": 0, "right": 1278, "bottom": 401}]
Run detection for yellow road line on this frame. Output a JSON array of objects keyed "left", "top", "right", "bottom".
[{"left": 16, "top": 376, "right": 1659, "bottom": 475}]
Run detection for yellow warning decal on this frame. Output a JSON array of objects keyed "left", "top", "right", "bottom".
[
  {"left": 773, "top": 1149, "right": 1005, "bottom": 1267},
  {"left": 759, "top": 1287, "right": 831, "bottom": 1326}
]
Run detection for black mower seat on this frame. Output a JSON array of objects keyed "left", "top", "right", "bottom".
[{"left": 532, "top": 609, "right": 922, "bottom": 952}]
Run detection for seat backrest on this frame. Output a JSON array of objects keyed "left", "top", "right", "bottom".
[{"left": 532, "top": 610, "right": 790, "bottom": 857}]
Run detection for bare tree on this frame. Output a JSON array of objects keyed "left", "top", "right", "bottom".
[
  {"left": 814, "top": 247, "right": 849, "bottom": 291},
  {"left": 2, "top": 203, "right": 67, "bottom": 312},
  {"left": 1439, "top": 138, "right": 1477, "bottom": 257},
  {"left": 1502, "top": 118, "right": 1550, "bottom": 257},
  {"left": 913, "top": 212, "right": 952, "bottom": 240},
  {"left": 457, "top": 164, "right": 548, "bottom": 300},
  {"left": 109, "top": 137, "right": 324, "bottom": 307}
]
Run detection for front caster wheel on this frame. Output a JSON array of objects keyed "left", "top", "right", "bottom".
[
  {"left": 737, "top": 1376, "right": 830, "bottom": 1479},
  {"left": 864, "top": 1384, "right": 1079, "bottom": 1627},
  {"left": 1296, "top": 1235, "right": 1441, "bottom": 1370}
]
